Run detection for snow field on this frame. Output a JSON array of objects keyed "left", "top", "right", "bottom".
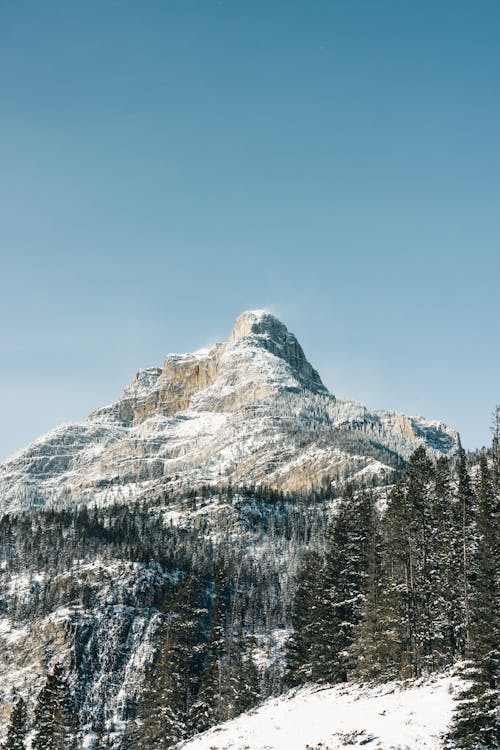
[{"left": 177, "top": 674, "right": 458, "bottom": 750}]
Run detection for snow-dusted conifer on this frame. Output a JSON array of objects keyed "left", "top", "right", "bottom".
[
  {"left": 285, "top": 551, "right": 324, "bottom": 686},
  {"left": 32, "top": 663, "right": 76, "bottom": 750},
  {"left": 426, "top": 456, "right": 458, "bottom": 669},
  {"left": 449, "top": 455, "right": 499, "bottom": 749},
  {"left": 3, "top": 696, "right": 28, "bottom": 750},
  {"left": 129, "top": 575, "right": 206, "bottom": 749},
  {"left": 456, "top": 453, "right": 477, "bottom": 651},
  {"left": 352, "top": 507, "right": 386, "bottom": 680},
  {"left": 318, "top": 486, "right": 373, "bottom": 682},
  {"left": 188, "top": 562, "right": 228, "bottom": 734}
]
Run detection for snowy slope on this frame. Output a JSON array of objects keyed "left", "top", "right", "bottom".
[
  {"left": 177, "top": 674, "right": 459, "bottom": 750},
  {"left": 0, "top": 310, "right": 461, "bottom": 512}
]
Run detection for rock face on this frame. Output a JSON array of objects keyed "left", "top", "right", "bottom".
[
  {"left": 91, "top": 311, "right": 327, "bottom": 427},
  {"left": 0, "top": 310, "right": 461, "bottom": 512},
  {"left": 228, "top": 310, "right": 325, "bottom": 391}
]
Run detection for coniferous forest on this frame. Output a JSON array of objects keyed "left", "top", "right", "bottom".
[{"left": 1, "top": 411, "right": 498, "bottom": 750}]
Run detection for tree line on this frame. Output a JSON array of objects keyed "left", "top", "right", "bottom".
[{"left": 286, "top": 410, "right": 499, "bottom": 749}]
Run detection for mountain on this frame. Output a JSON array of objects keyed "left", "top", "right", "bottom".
[
  {"left": 0, "top": 310, "right": 460, "bottom": 512},
  {"left": 0, "top": 312, "right": 492, "bottom": 750}
]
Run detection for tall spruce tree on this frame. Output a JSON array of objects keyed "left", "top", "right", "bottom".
[
  {"left": 428, "top": 456, "right": 461, "bottom": 668},
  {"left": 128, "top": 627, "right": 186, "bottom": 749},
  {"left": 32, "top": 663, "right": 76, "bottom": 750},
  {"left": 352, "top": 506, "right": 387, "bottom": 681},
  {"left": 317, "top": 486, "right": 373, "bottom": 682},
  {"left": 456, "top": 454, "right": 476, "bottom": 650},
  {"left": 378, "top": 481, "right": 414, "bottom": 679},
  {"left": 378, "top": 448, "right": 437, "bottom": 678},
  {"left": 188, "top": 562, "right": 228, "bottom": 733},
  {"left": 286, "top": 487, "right": 375, "bottom": 685},
  {"left": 3, "top": 696, "right": 28, "bottom": 750},
  {"left": 285, "top": 551, "right": 324, "bottom": 686},
  {"left": 449, "top": 455, "right": 499, "bottom": 749},
  {"left": 406, "top": 446, "right": 435, "bottom": 674},
  {"left": 231, "top": 628, "right": 260, "bottom": 715},
  {"left": 492, "top": 405, "right": 500, "bottom": 491},
  {"left": 129, "top": 575, "right": 205, "bottom": 749}
]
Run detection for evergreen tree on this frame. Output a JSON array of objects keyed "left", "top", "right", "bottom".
[
  {"left": 188, "top": 562, "right": 228, "bottom": 733},
  {"left": 231, "top": 629, "right": 260, "bottom": 715},
  {"left": 352, "top": 507, "right": 387, "bottom": 680},
  {"left": 318, "top": 486, "right": 373, "bottom": 682},
  {"left": 286, "top": 487, "right": 375, "bottom": 685},
  {"left": 3, "top": 696, "right": 28, "bottom": 750},
  {"left": 377, "top": 448, "right": 437, "bottom": 678},
  {"left": 406, "top": 446, "right": 435, "bottom": 674},
  {"left": 92, "top": 722, "right": 108, "bottom": 750},
  {"left": 492, "top": 405, "right": 500, "bottom": 492},
  {"left": 378, "top": 481, "right": 414, "bottom": 679},
  {"left": 129, "top": 647, "right": 185, "bottom": 750},
  {"left": 129, "top": 576, "right": 206, "bottom": 749},
  {"left": 428, "top": 456, "right": 460, "bottom": 667},
  {"left": 32, "top": 663, "right": 76, "bottom": 750},
  {"left": 456, "top": 454, "right": 476, "bottom": 650},
  {"left": 285, "top": 551, "right": 324, "bottom": 686},
  {"left": 449, "top": 455, "right": 499, "bottom": 749}
]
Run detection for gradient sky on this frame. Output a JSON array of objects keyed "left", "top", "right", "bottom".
[{"left": 1, "top": 0, "right": 499, "bottom": 459}]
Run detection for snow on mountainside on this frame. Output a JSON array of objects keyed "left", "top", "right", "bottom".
[
  {"left": 177, "top": 673, "right": 460, "bottom": 750},
  {"left": 0, "top": 310, "right": 461, "bottom": 512}
]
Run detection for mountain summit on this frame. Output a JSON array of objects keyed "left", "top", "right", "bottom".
[
  {"left": 90, "top": 309, "right": 327, "bottom": 428},
  {"left": 228, "top": 310, "right": 326, "bottom": 392},
  {"left": 0, "top": 311, "right": 460, "bottom": 511}
]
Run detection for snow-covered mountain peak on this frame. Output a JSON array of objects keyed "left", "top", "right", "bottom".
[
  {"left": 230, "top": 309, "right": 288, "bottom": 344},
  {"left": 89, "top": 311, "right": 327, "bottom": 429},
  {"left": 0, "top": 311, "right": 461, "bottom": 512},
  {"left": 226, "top": 310, "right": 327, "bottom": 395}
]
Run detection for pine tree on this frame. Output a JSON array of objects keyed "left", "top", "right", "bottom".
[
  {"left": 377, "top": 448, "right": 436, "bottom": 679},
  {"left": 92, "top": 722, "right": 108, "bottom": 750},
  {"left": 232, "top": 629, "right": 260, "bottom": 715},
  {"left": 317, "top": 486, "right": 373, "bottom": 682},
  {"left": 285, "top": 486, "right": 376, "bottom": 685},
  {"left": 428, "top": 456, "right": 460, "bottom": 668},
  {"left": 285, "top": 551, "right": 324, "bottom": 686},
  {"left": 129, "top": 643, "right": 186, "bottom": 750},
  {"left": 406, "top": 446, "right": 435, "bottom": 674},
  {"left": 456, "top": 454, "right": 476, "bottom": 650},
  {"left": 492, "top": 405, "right": 500, "bottom": 492},
  {"left": 129, "top": 576, "right": 206, "bottom": 749},
  {"left": 3, "top": 696, "right": 28, "bottom": 750},
  {"left": 378, "top": 481, "right": 414, "bottom": 679},
  {"left": 352, "top": 507, "right": 387, "bottom": 680},
  {"left": 449, "top": 455, "right": 499, "bottom": 749},
  {"left": 188, "top": 562, "right": 228, "bottom": 734},
  {"left": 32, "top": 663, "right": 76, "bottom": 750}
]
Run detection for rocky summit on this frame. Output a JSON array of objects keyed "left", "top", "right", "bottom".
[{"left": 0, "top": 310, "right": 460, "bottom": 512}]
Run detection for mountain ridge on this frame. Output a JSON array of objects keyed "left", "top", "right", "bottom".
[{"left": 0, "top": 310, "right": 461, "bottom": 512}]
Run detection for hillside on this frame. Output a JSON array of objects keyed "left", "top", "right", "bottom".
[{"left": 177, "top": 673, "right": 460, "bottom": 750}]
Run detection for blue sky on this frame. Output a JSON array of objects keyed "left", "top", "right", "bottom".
[{"left": 1, "top": 0, "right": 499, "bottom": 458}]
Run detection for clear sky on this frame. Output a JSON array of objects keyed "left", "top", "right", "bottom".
[{"left": 1, "top": 0, "right": 499, "bottom": 459}]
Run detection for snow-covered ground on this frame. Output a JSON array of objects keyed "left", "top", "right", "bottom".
[{"left": 177, "top": 674, "right": 459, "bottom": 750}]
